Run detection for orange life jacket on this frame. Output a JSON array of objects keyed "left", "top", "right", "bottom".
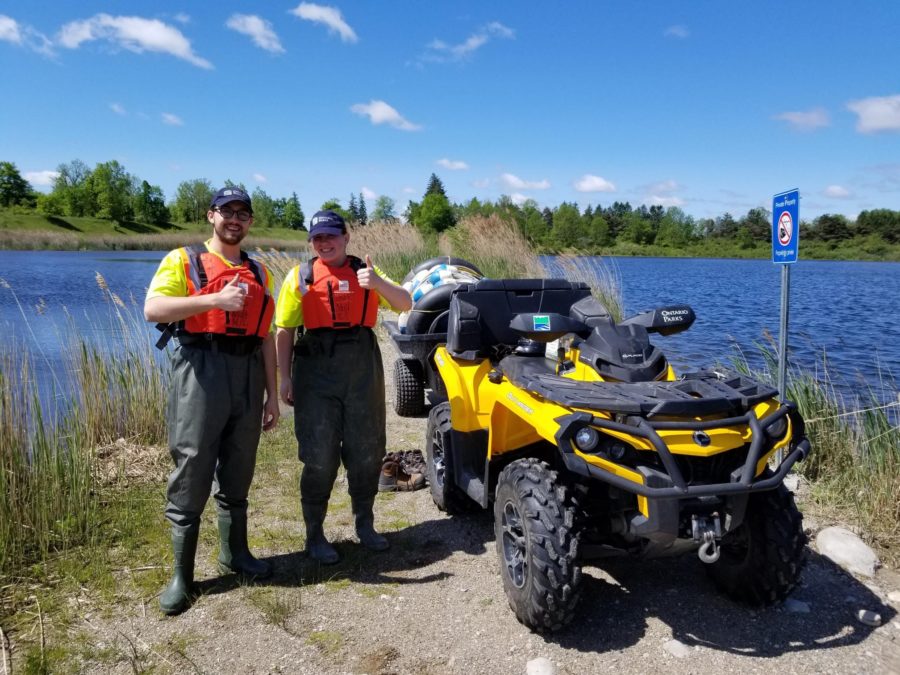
[
  {"left": 299, "top": 256, "right": 377, "bottom": 330},
  {"left": 157, "top": 244, "right": 273, "bottom": 346}
]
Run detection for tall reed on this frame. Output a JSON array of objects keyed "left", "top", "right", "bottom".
[
  {"left": 444, "top": 215, "right": 544, "bottom": 279},
  {"left": 556, "top": 253, "right": 624, "bottom": 322},
  {"left": 739, "top": 344, "right": 899, "bottom": 562}
]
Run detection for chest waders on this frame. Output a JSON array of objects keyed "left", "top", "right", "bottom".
[
  {"left": 292, "top": 326, "right": 389, "bottom": 563},
  {"left": 160, "top": 342, "right": 272, "bottom": 614}
]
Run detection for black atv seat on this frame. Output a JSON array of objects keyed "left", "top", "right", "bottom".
[{"left": 446, "top": 278, "right": 592, "bottom": 360}]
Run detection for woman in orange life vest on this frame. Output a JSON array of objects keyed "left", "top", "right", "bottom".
[
  {"left": 275, "top": 210, "right": 412, "bottom": 564},
  {"left": 144, "top": 187, "right": 279, "bottom": 614}
]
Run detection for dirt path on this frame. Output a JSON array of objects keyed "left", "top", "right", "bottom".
[{"left": 66, "top": 329, "right": 900, "bottom": 674}]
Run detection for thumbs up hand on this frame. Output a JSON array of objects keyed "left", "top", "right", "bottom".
[
  {"left": 217, "top": 273, "right": 247, "bottom": 311},
  {"left": 356, "top": 255, "right": 381, "bottom": 290}
]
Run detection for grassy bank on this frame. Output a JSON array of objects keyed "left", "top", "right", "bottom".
[{"left": 0, "top": 210, "right": 309, "bottom": 251}]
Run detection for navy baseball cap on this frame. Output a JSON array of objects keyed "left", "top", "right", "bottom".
[
  {"left": 210, "top": 186, "right": 253, "bottom": 213},
  {"left": 308, "top": 210, "right": 347, "bottom": 237}
]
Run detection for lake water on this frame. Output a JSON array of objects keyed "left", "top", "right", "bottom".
[{"left": 1, "top": 251, "right": 898, "bottom": 412}]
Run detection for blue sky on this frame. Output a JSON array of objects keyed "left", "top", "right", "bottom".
[{"left": 2, "top": 2, "right": 900, "bottom": 222}]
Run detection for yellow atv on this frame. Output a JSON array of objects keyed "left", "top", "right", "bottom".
[{"left": 426, "top": 278, "right": 810, "bottom": 632}]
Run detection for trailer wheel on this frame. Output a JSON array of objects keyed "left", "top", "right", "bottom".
[
  {"left": 494, "top": 458, "right": 582, "bottom": 632},
  {"left": 393, "top": 358, "right": 424, "bottom": 417},
  {"left": 425, "top": 402, "right": 476, "bottom": 514},
  {"left": 706, "top": 480, "right": 806, "bottom": 605}
]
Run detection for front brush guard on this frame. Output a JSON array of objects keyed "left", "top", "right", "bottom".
[{"left": 555, "top": 402, "right": 810, "bottom": 498}]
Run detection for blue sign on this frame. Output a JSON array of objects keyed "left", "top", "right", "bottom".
[{"left": 772, "top": 189, "right": 799, "bottom": 264}]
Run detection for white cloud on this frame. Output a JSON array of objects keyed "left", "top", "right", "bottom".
[
  {"left": 290, "top": 3, "right": 357, "bottom": 43},
  {"left": 402, "top": 186, "right": 416, "bottom": 194},
  {"left": 664, "top": 25, "right": 689, "bottom": 39},
  {"left": 500, "top": 173, "right": 549, "bottom": 190},
  {"left": 253, "top": 173, "right": 268, "bottom": 184},
  {"left": 57, "top": 14, "right": 212, "bottom": 69},
  {"left": 574, "top": 174, "right": 616, "bottom": 193},
  {"left": 437, "top": 158, "right": 469, "bottom": 171},
  {"left": 0, "top": 15, "right": 21, "bottom": 43},
  {"left": 847, "top": 95, "right": 900, "bottom": 134},
  {"left": 648, "top": 195, "right": 684, "bottom": 208},
  {"left": 24, "top": 170, "right": 59, "bottom": 186},
  {"left": 226, "top": 14, "right": 284, "bottom": 53},
  {"left": 823, "top": 184, "right": 851, "bottom": 198},
  {"left": 0, "top": 14, "right": 54, "bottom": 56},
  {"left": 471, "top": 178, "right": 490, "bottom": 189},
  {"left": 510, "top": 193, "right": 528, "bottom": 206},
  {"left": 161, "top": 112, "right": 184, "bottom": 126},
  {"left": 647, "top": 179, "right": 679, "bottom": 194},
  {"left": 424, "top": 21, "right": 514, "bottom": 62},
  {"left": 350, "top": 100, "right": 421, "bottom": 131},
  {"left": 361, "top": 186, "right": 377, "bottom": 200},
  {"left": 172, "top": 13, "right": 190, "bottom": 24},
  {"left": 773, "top": 107, "right": 829, "bottom": 131},
  {"left": 110, "top": 102, "right": 126, "bottom": 115}
]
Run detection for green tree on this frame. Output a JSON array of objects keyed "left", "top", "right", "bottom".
[
  {"left": 251, "top": 188, "right": 276, "bottom": 228},
  {"left": 425, "top": 173, "right": 447, "bottom": 197},
  {"left": 521, "top": 201, "right": 549, "bottom": 246},
  {"left": 856, "top": 209, "right": 900, "bottom": 243},
  {"left": 358, "top": 194, "right": 368, "bottom": 225},
  {"left": 283, "top": 192, "right": 305, "bottom": 229},
  {"left": 133, "top": 180, "right": 169, "bottom": 224},
  {"left": 619, "top": 211, "right": 655, "bottom": 245},
  {"left": 654, "top": 207, "right": 695, "bottom": 247},
  {"left": 814, "top": 213, "right": 852, "bottom": 242},
  {"left": 320, "top": 198, "right": 352, "bottom": 223},
  {"left": 740, "top": 207, "right": 771, "bottom": 241},
  {"left": 89, "top": 160, "right": 134, "bottom": 221},
  {"left": 415, "top": 192, "right": 455, "bottom": 233},
  {"left": 550, "top": 202, "right": 585, "bottom": 249},
  {"left": 173, "top": 179, "right": 214, "bottom": 223},
  {"left": 348, "top": 193, "right": 359, "bottom": 223},
  {"left": 0, "top": 162, "right": 32, "bottom": 207},
  {"left": 587, "top": 211, "right": 611, "bottom": 248},
  {"left": 372, "top": 195, "right": 396, "bottom": 222},
  {"left": 52, "top": 159, "right": 93, "bottom": 216}
]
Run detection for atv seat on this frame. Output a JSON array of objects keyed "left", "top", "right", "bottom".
[{"left": 446, "top": 278, "right": 593, "bottom": 360}]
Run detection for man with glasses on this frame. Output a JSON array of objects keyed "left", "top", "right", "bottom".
[{"left": 144, "top": 186, "right": 279, "bottom": 614}]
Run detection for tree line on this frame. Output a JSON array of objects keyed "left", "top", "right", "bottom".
[{"left": 2, "top": 160, "right": 898, "bottom": 251}]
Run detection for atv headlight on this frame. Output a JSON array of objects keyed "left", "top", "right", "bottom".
[
  {"left": 765, "top": 415, "right": 788, "bottom": 440},
  {"left": 574, "top": 426, "right": 600, "bottom": 452}
]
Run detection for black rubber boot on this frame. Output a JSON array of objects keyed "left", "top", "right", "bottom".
[
  {"left": 160, "top": 526, "right": 199, "bottom": 615},
  {"left": 217, "top": 511, "right": 272, "bottom": 579},
  {"left": 302, "top": 503, "right": 339, "bottom": 564},
  {"left": 354, "top": 499, "right": 389, "bottom": 552}
]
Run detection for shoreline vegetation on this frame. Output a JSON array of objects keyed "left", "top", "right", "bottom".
[
  {"left": 0, "top": 215, "right": 897, "bottom": 670},
  {"left": 2, "top": 209, "right": 900, "bottom": 261}
]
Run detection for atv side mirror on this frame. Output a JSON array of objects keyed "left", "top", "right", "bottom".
[
  {"left": 621, "top": 305, "right": 695, "bottom": 336},
  {"left": 509, "top": 313, "right": 589, "bottom": 342}
]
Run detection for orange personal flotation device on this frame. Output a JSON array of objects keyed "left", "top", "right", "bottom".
[
  {"left": 155, "top": 244, "right": 274, "bottom": 348},
  {"left": 299, "top": 255, "right": 377, "bottom": 330}
]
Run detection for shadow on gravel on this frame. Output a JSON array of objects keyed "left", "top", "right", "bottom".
[
  {"left": 197, "top": 509, "right": 495, "bottom": 598},
  {"left": 547, "top": 549, "right": 896, "bottom": 658}
]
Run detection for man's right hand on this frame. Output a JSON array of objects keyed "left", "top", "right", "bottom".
[
  {"left": 280, "top": 378, "right": 294, "bottom": 406},
  {"left": 216, "top": 273, "right": 247, "bottom": 311}
]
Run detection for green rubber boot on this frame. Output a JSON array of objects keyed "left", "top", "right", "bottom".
[
  {"left": 217, "top": 511, "right": 272, "bottom": 579},
  {"left": 160, "top": 526, "right": 199, "bottom": 615},
  {"left": 302, "top": 503, "right": 339, "bottom": 564},
  {"left": 354, "top": 499, "right": 389, "bottom": 552}
]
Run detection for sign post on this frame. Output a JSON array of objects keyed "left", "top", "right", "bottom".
[{"left": 772, "top": 189, "right": 799, "bottom": 464}]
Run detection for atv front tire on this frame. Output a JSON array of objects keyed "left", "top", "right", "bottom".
[
  {"left": 707, "top": 481, "right": 806, "bottom": 605},
  {"left": 494, "top": 458, "right": 581, "bottom": 632},
  {"left": 393, "top": 358, "right": 424, "bottom": 417},
  {"left": 425, "top": 402, "right": 475, "bottom": 514}
]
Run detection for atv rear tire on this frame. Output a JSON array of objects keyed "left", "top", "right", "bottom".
[
  {"left": 707, "top": 481, "right": 806, "bottom": 605},
  {"left": 393, "top": 358, "right": 425, "bottom": 417},
  {"left": 425, "top": 402, "right": 475, "bottom": 514},
  {"left": 494, "top": 458, "right": 581, "bottom": 632}
]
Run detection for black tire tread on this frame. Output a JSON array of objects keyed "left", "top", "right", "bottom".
[
  {"left": 425, "top": 402, "right": 476, "bottom": 514},
  {"left": 707, "top": 482, "right": 806, "bottom": 605},
  {"left": 494, "top": 458, "right": 582, "bottom": 632},
  {"left": 393, "top": 358, "right": 425, "bottom": 417}
]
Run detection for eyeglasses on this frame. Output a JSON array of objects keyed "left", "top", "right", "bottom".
[{"left": 215, "top": 207, "right": 252, "bottom": 222}]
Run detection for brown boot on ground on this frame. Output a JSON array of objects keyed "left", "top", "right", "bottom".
[{"left": 378, "top": 460, "right": 426, "bottom": 492}]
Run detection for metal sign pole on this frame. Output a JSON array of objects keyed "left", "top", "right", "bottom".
[{"left": 777, "top": 264, "right": 790, "bottom": 412}]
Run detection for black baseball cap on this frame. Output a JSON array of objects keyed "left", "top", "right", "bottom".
[{"left": 210, "top": 187, "right": 253, "bottom": 213}]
